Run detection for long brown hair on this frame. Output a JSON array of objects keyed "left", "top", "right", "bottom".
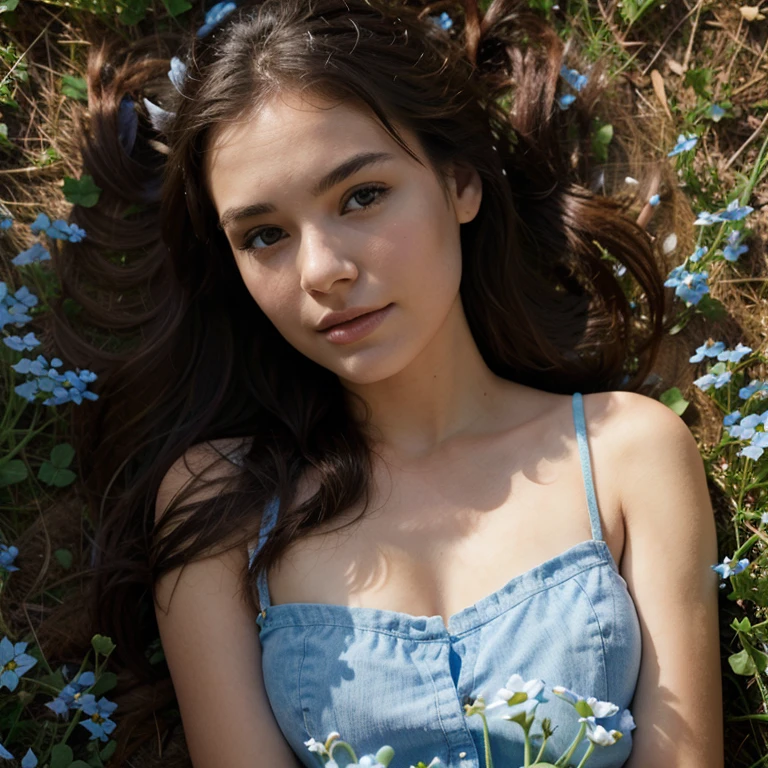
[{"left": 50, "top": 0, "right": 668, "bottom": 757}]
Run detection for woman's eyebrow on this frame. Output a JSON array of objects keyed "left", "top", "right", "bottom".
[{"left": 217, "top": 150, "right": 395, "bottom": 231}]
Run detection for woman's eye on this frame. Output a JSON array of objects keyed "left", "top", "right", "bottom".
[
  {"left": 344, "top": 184, "right": 389, "bottom": 211},
  {"left": 240, "top": 227, "right": 282, "bottom": 251},
  {"left": 238, "top": 183, "right": 390, "bottom": 255}
]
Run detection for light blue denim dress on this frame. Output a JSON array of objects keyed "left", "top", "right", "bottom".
[{"left": 248, "top": 392, "right": 642, "bottom": 768}]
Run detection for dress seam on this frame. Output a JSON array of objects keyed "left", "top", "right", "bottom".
[
  {"left": 298, "top": 628, "right": 313, "bottom": 737},
  {"left": 261, "top": 559, "right": 612, "bottom": 640},
  {"left": 572, "top": 575, "right": 611, "bottom": 703}
]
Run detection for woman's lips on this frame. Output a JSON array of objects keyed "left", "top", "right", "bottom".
[{"left": 320, "top": 303, "right": 394, "bottom": 345}]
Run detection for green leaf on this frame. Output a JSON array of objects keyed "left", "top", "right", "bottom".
[
  {"left": 91, "top": 671, "right": 118, "bottom": 697},
  {"left": 684, "top": 68, "right": 713, "bottom": 99},
  {"left": 696, "top": 294, "right": 727, "bottom": 321},
  {"left": 117, "top": 0, "right": 150, "bottom": 24},
  {"left": 91, "top": 634, "right": 117, "bottom": 656},
  {"left": 592, "top": 123, "right": 614, "bottom": 164},
  {"left": 68, "top": 761, "right": 93, "bottom": 768},
  {"left": 61, "top": 74, "right": 88, "bottom": 102},
  {"left": 162, "top": 0, "right": 192, "bottom": 16},
  {"left": 50, "top": 744, "right": 74, "bottom": 768},
  {"left": 659, "top": 386, "right": 688, "bottom": 416},
  {"left": 38, "top": 667, "right": 67, "bottom": 690},
  {"left": 0, "top": 123, "right": 13, "bottom": 151},
  {"left": 38, "top": 462, "right": 77, "bottom": 488},
  {"left": 0, "top": 0, "right": 19, "bottom": 13},
  {"left": 99, "top": 740, "right": 117, "bottom": 761},
  {"left": 62, "top": 174, "right": 102, "bottom": 208},
  {"left": 51, "top": 443, "right": 75, "bottom": 468},
  {"left": 729, "top": 648, "right": 756, "bottom": 675},
  {"left": 0, "top": 459, "right": 28, "bottom": 487},
  {"left": 732, "top": 616, "right": 752, "bottom": 633},
  {"left": 54, "top": 548, "right": 73, "bottom": 569}
]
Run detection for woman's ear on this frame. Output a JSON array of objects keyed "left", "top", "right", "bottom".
[{"left": 446, "top": 160, "right": 483, "bottom": 224}]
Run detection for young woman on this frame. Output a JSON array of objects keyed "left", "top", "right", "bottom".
[{"left": 60, "top": 0, "right": 723, "bottom": 766}]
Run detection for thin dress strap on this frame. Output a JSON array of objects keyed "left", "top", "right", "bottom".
[
  {"left": 248, "top": 496, "right": 280, "bottom": 611},
  {"left": 571, "top": 392, "right": 604, "bottom": 543}
]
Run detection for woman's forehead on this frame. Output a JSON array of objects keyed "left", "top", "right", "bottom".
[{"left": 204, "top": 91, "right": 422, "bottom": 211}]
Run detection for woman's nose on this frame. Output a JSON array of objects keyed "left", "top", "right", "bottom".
[{"left": 298, "top": 226, "right": 359, "bottom": 294}]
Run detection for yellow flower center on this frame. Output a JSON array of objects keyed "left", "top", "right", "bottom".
[
  {"left": 91, "top": 713, "right": 105, "bottom": 724},
  {"left": 3, "top": 661, "right": 18, "bottom": 672}
]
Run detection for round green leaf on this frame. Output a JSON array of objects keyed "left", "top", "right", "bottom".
[
  {"left": 50, "top": 744, "right": 74, "bottom": 768},
  {"left": 51, "top": 443, "right": 75, "bottom": 468},
  {"left": 54, "top": 548, "right": 73, "bottom": 569},
  {"left": 0, "top": 459, "right": 28, "bottom": 487}
]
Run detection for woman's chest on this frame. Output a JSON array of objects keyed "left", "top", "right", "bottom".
[{"left": 267, "top": 425, "right": 625, "bottom": 625}]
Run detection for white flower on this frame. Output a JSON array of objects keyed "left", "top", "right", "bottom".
[
  {"left": 579, "top": 715, "right": 623, "bottom": 746},
  {"left": 585, "top": 696, "right": 619, "bottom": 718},
  {"left": 304, "top": 737, "right": 328, "bottom": 756}
]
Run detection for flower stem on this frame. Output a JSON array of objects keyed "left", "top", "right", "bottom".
[
  {"left": 329, "top": 740, "right": 357, "bottom": 764},
  {"left": 524, "top": 731, "right": 531, "bottom": 767},
  {"left": 554, "top": 722, "right": 586, "bottom": 767},
  {"left": 478, "top": 712, "right": 494, "bottom": 768},
  {"left": 533, "top": 735, "right": 550, "bottom": 764},
  {"left": 575, "top": 742, "right": 596, "bottom": 768}
]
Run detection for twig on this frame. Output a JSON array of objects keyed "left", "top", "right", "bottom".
[
  {"left": 642, "top": 5, "right": 699, "bottom": 76},
  {"left": 681, "top": 0, "right": 704, "bottom": 74},
  {"left": 732, "top": 74, "right": 766, "bottom": 98},
  {"left": 0, "top": 11, "right": 65, "bottom": 92},
  {"left": 724, "top": 112, "right": 768, "bottom": 171},
  {"left": 717, "top": 17, "right": 744, "bottom": 102},
  {"left": 0, "top": 165, "right": 61, "bottom": 174}
]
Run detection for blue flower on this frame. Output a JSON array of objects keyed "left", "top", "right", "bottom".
[
  {"left": 740, "top": 444, "right": 766, "bottom": 461},
  {"left": 0, "top": 637, "right": 38, "bottom": 692},
  {"left": 707, "top": 104, "right": 726, "bottom": 121},
  {"left": 0, "top": 216, "right": 12, "bottom": 231},
  {"left": 694, "top": 210, "right": 720, "bottom": 226},
  {"left": 668, "top": 133, "right": 698, "bottom": 156},
  {"left": 557, "top": 93, "right": 577, "bottom": 110},
  {"left": 712, "top": 556, "right": 750, "bottom": 578},
  {"left": 0, "top": 545, "right": 19, "bottom": 573},
  {"left": 560, "top": 65, "right": 588, "bottom": 92},
  {"left": 0, "top": 284, "right": 37, "bottom": 329},
  {"left": 11, "top": 354, "right": 98, "bottom": 407},
  {"left": 689, "top": 246, "right": 707, "bottom": 262},
  {"left": 196, "top": 1, "right": 237, "bottom": 37},
  {"left": 12, "top": 242, "right": 50, "bottom": 266},
  {"left": 727, "top": 412, "right": 762, "bottom": 440},
  {"left": 21, "top": 748, "right": 37, "bottom": 768},
  {"left": 694, "top": 371, "right": 731, "bottom": 390},
  {"left": 77, "top": 694, "right": 118, "bottom": 742},
  {"left": 689, "top": 340, "right": 725, "bottom": 363},
  {"left": 3, "top": 332, "right": 41, "bottom": 352},
  {"left": 27, "top": 213, "right": 85, "bottom": 243},
  {"left": 740, "top": 380, "right": 768, "bottom": 400},
  {"left": 0, "top": 741, "right": 13, "bottom": 760},
  {"left": 717, "top": 342, "right": 752, "bottom": 364},
  {"left": 29, "top": 212, "right": 50, "bottom": 235},
  {"left": 46, "top": 670, "right": 95, "bottom": 718},
  {"left": 722, "top": 230, "right": 748, "bottom": 262},
  {"left": 649, "top": 194, "right": 660, "bottom": 206},
  {"left": 723, "top": 410, "right": 742, "bottom": 427},
  {"left": 168, "top": 56, "right": 187, "bottom": 94},
  {"left": 718, "top": 199, "right": 754, "bottom": 222},
  {"left": 664, "top": 266, "right": 709, "bottom": 305},
  {"left": 762, "top": 512, "right": 768, "bottom": 525},
  {"left": 431, "top": 11, "right": 453, "bottom": 30},
  {"left": 67, "top": 224, "right": 87, "bottom": 243},
  {"left": 45, "top": 219, "right": 72, "bottom": 240}
]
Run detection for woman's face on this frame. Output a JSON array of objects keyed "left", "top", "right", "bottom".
[{"left": 204, "top": 89, "right": 482, "bottom": 386}]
